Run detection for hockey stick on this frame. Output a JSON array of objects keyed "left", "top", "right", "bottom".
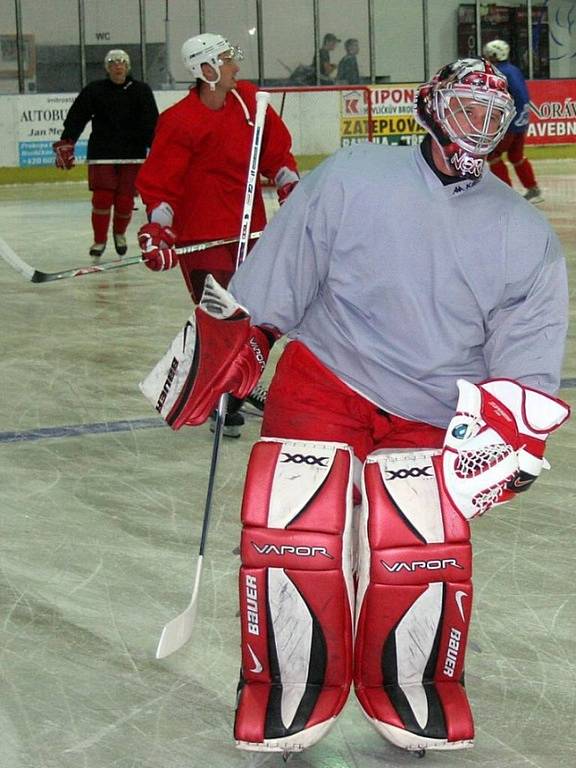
[
  {"left": 155, "top": 90, "right": 271, "bottom": 660},
  {"left": 0, "top": 232, "right": 262, "bottom": 284}
]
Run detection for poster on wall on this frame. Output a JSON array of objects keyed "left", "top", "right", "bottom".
[
  {"left": 339, "top": 80, "right": 576, "bottom": 149},
  {"left": 340, "top": 86, "right": 426, "bottom": 147},
  {"left": 526, "top": 80, "right": 576, "bottom": 145},
  {"left": 17, "top": 94, "right": 88, "bottom": 167}
]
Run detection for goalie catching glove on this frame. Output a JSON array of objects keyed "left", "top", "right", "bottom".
[
  {"left": 137, "top": 222, "right": 178, "bottom": 271},
  {"left": 140, "top": 275, "right": 275, "bottom": 429},
  {"left": 440, "top": 378, "right": 570, "bottom": 520}
]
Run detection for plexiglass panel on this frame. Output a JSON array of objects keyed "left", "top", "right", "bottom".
[
  {"left": 373, "top": 0, "right": 425, "bottom": 83},
  {"left": 0, "top": 0, "right": 19, "bottom": 94},
  {"left": 20, "top": 0, "right": 79, "bottom": 93}
]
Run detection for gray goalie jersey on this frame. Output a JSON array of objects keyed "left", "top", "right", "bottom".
[{"left": 229, "top": 143, "right": 568, "bottom": 428}]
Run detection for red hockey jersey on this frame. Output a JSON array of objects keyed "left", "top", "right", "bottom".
[{"left": 136, "top": 81, "right": 298, "bottom": 241}]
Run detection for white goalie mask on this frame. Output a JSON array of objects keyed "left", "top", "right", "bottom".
[
  {"left": 104, "top": 49, "right": 131, "bottom": 72},
  {"left": 415, "top": 58, "right": 516, "bottom": 179},
  {"left": 181, "top": 33, "right": 244, "bottom": 89}
]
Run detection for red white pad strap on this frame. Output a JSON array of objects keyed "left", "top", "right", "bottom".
[
  {"left": 355, "top": 449, "right": 474, "bottom": 753},
  {"left": 235, "top": 438, "right": 355, "bottom": 753},
  {"left": 139, "top": 275, "right": 250, "bottom": 429},
  {"left": 442, "top": 379, "right": 570, "bottom": 518}
]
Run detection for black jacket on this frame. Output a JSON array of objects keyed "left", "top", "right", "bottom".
[{"left": 61, "top": 76, "right": 159, "bottom": 160}]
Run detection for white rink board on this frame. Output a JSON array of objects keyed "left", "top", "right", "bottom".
[{"left": 0, "top": 89, "right": 343, "bottom": 167}]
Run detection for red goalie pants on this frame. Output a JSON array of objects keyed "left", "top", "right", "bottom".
[{"left": 262, "top": 341, "right": 445, "bottom": 488}]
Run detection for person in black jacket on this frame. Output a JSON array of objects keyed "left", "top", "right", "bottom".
[
  {"left": 337, "top": 38, "right": 361, "bottom": 85},
  {"left": 53, "top": 49, "right": 159, "bottom": 258}
]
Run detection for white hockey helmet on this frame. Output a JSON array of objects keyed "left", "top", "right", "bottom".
[
  {"left": 483, "top": 40, "right": 510, "bottom": 62},
  {"left": 104, "top": 49, "right": 131, "bottom": 72},
  {"left": 181, "top": 33, "right": 243, "bottom": 87},
  {"left": 415, "top": 58, "right": 516, "bottom": 179}
]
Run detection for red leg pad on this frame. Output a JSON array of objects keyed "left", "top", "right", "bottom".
[
  {"left": 234, "top": 438, "right": 355, "bottom": 753},
  {"left": 354, "top": 449, "right": 475, "bottom": 752}
]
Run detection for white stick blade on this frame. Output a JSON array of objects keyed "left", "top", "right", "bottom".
[
  {"left": 155, "top": 600, "right": 199, "bottom": 659},
  {"left": 155, "top": 555, "right": 204, "bottom": 659}
]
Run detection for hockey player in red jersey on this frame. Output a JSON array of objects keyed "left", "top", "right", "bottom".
[
  {"left": 141, "top": 59, "right": 570, "bottom": 756},
  {"left": 137, "top": 32, "right": 299, "bottom": 436},
  {"left": 136, "top": 33, "right": 299, "bottom": 302}
]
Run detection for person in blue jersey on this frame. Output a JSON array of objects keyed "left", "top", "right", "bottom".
[{"left": 483, "top": 39, "right": 543, "bottom": 203}]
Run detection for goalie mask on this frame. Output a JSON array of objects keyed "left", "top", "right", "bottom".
[
  {"left": 181, "top": 33, "right": 244, "bottom": 90},
  {"left": 415, "top": 58, "right": 515, "bottom": 179}
]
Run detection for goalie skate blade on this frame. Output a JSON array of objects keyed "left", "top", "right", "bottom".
[{"left": 369, "top": 719, "right": 474, "bottom": 753}]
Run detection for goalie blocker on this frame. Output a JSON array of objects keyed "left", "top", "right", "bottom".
[{"left": 139, "top": 275, "right": 272, "bottom": 429}]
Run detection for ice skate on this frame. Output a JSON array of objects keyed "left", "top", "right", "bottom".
[
  {"left": 89, "top": 242, "right": 106, "bottom": 258},
  {"left": 244, "top": 382, "right": 267, "bottom": 413},
  {"left": 524, "top": 186, "right": 543, "bottom": 204},
  {"left": 113, "top": 232, "right": 127, "bottom": 256},
  {"left": 209, "top": 409, "right": 244, "bottom": 438}
]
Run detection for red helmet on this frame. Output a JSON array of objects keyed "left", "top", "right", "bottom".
[{"left": 415, "top": 58, "right": 516, "bottom": 178}]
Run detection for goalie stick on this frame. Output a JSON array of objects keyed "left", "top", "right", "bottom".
[
  {"left": 155, "top": 90, "right": 271, "bottom": 660},
  {"left": 0, "top": 232, "right": 262, "bottom": 284}
]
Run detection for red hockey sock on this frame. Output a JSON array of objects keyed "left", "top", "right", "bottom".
[
  {"left": 513, "top": 157, "right": 537, "bottom": 190},
  {"left": 488, "top": 159, "right": 512, "bottom": 186},
  {"left": 112, "top": 193, "right": 134, "bottom": 235},
  {"left": 91, "top": 190, "right": 114, "bottom": 243}
]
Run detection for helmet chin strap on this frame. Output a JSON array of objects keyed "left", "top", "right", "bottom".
[{"left": 199, "top": 63, "right": 221, "bottom": 90}]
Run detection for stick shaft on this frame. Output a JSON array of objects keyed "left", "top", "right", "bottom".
[
  {"left": 0, "top": 232, "right": 262, "bottom": 284},
  {"left": 236, "top": 91, "right": 270, "bottom": 269},
  {"left": 155, "top": 91, "right": 271, "bottom": 658}
]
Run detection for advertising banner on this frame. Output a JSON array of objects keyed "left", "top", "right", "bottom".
[
  {"left": 340, "top": 86, "right": 426, "bottom": 147},
  {"left": 525, "top": 80, "right": 576, "bottom": 145},
  {"left": 340, "top": 80, "right": 576, "bottom": 149},
  {"left": 17, "top": 94, "right": 88, "bottom": 166}
]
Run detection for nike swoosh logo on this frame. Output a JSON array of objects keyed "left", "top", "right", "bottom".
[
  {"left": 247, "top": 644, "right": 263, "bottom": 674},
  {"left": 455, "top": 590, "right": 468, "bottom": 622},
  {"left": 513, "top": 477, "right": 534, "bottom": 488}
]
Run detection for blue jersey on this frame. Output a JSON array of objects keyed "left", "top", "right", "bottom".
[
  {"left": 497, "top": 61, "right": 531, "bottom": 132},
  {"left": 229, "top": 144, "right": 568, "bottom": 428}
]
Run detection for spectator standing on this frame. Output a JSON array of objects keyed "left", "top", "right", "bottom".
[
  {"left": 53, "top": 49, "right": 159, "bottom": 257},
  {"left": 337, "top": 38, "right": 361, "bottom": 84},
  {"left": 483, "top": 39, "right": 543, "bottom": 203}
]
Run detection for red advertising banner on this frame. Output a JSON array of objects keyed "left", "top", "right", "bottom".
[{"left": 526, "top": 80, "right": 576, "bottom": 145}]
